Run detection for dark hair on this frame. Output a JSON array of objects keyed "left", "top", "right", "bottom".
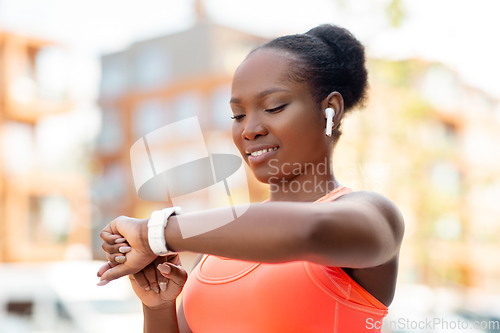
[{"left": 252, "top": 24, "right": 368, "bottom": 141}]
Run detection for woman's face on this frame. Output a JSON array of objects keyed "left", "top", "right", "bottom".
[{"left": 230, "top": 49, "right": 329, "bottom": 184}]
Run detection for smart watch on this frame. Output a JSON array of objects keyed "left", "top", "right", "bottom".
[{"left": 147, "top": 207, "right": 183, "bottom": 256}]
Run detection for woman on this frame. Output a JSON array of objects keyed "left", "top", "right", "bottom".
[{"left": 98, "top": 24, "right": 404, "bottom": 333}]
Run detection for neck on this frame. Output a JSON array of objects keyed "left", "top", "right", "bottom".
[{"left": 268, "top": 159, "right": 340, "bottom": 202}]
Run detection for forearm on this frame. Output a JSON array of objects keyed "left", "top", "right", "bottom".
[
  {"left": 143, "top": 302, "right": 179, "bottom": 333},
  {"left": 161, "top": 202, "right": 320, "bottom": 264}
]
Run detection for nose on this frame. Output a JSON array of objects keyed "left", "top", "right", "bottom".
[{"left": 241, "top": 114, "right": 268, "bottom": 140}]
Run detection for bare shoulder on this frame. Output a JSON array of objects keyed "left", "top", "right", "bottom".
[{"left": 335, "top": 190, "right": 405, "bottom": 243}]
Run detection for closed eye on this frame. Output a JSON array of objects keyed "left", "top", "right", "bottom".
[
  {"left": 231, "top": 114, "right": 245, "bottom": 121},
  {"left": 231, "top": 104, "right": 286, "bottom": 120},
  {"left": 265, "top": 104, "right": 287, "bottom": 113}
]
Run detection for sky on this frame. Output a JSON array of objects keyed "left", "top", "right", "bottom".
[
  {"left": 0, "top": 0, "right": 499, "bottom": 159},
  {"left": 1, "top": 0, "right": 499, "bottom": 98}
]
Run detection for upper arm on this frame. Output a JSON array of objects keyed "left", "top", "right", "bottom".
[
  {"left": 307, "top": 191, "right": 405, "bottom": 268},
  {"left": 177, "top": 253, "right": 205, "bottom": 333}
]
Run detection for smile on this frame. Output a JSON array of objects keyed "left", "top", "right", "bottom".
[
  {"left": 250, "top": 147, "right": 278, "bottom": 157},
  {"left": 247, "top": 146, "right": 279, "bottom": 164}
]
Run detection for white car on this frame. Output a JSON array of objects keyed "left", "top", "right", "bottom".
[{"left": 0, "top": 260, "right": 143, "bottom": 333}]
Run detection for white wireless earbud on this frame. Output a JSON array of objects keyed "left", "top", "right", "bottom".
[{"left": 325, "top": 108, "right": 335, "bottom": 137}]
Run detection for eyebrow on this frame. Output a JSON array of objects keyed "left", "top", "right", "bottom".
[{"left": 230, "top": 88, "right": 290, "bottom": 104}]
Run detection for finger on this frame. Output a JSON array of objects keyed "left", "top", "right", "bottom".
[
  {"left": 99, "top": 263, "right": 138, "bottom": 284},
  {"left": 157, "top": 262, "right": 188, "bottom": 300},
  {"left": 100, "top": 229, "right": 126, "bottom": 245},
  {"left": 153, "top": 257, "right": 170, "bottom": 292},
  {"left": 105, "top": 253, "right": 127, "bottom": 264},
  {"left": 157, "top": 262, "right": 188, "bottom": 287},
  {"left": 118, "top": 245, "right": 132, "bottom": 254},
  {"left": 97, "top": 261, "right": 116, "bottom": 278},
  {"left": 166, "top": 253, "right": 181, "bottom": 265},
  {"left": 142, "top": 264, "right": 160, "bottom": 294},
  {"left": 130, "top": 271, "right": 151, "bottom": 291},
  {"left": 102, "top": 242, "right": 131, "bottom": 255},
  {"left": 115, "top": 237, "right": 127, "bottom": 244}
]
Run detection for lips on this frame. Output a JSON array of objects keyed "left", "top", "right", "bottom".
[
  {"left": 245, "top": 145, "right": 279, "bottom": 155},
  {"left": 246, "top": 146, "right": 279, "bottom": 164},
  {"left": 248, "top": 147, "right": 278, "bottom": 157}
]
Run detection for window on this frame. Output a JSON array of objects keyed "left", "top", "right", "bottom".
[
  {"left": 430, "top": 161, "right": 461, "bottom": 196},
  {"left": 101, "top": 57, "right": 128, "bottom": 97},
  {"left": 98, "top": 107, "right": 124, "bottom": 154},
  {"left": 7, "top": 301, "right": 33, "bottom": 317},
  {"left": 96, "top": 162, "right": 126, "bottom": 202},
  {"left": 133, "top": 44, "right": 170, "bottom": 89},
  {"left": 29, "top": 195, "right": 71, "bottom": 243},
  {"left": 173, "top": 91, "right": 202, "bottom": 137},
  {"left": 35, "top": 47, "right": 69, "bottom": 101},
  {"left": 0, "top": 121, "right": 34, "bottom": 174},
  {"left": 132, "top": 98, "right": 170, "bottom": 140},
  {"left": 9, "top": 46, "right": 36, "bottom": 103}
]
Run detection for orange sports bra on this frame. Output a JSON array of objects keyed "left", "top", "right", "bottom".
[{"left": 182, "top": 186, "right": 389, "bottom": 332}]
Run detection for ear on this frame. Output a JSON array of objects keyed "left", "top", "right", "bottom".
[{"left": 322, "top": 92, "right": 344, "bottom": 129}]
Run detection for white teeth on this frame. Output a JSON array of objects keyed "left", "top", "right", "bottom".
[{"left": 250, "top": 147, "right": 278, "bottom": 157}]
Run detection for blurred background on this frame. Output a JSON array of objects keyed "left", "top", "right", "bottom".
[{"left": 0, "top": 0, "right": 499, "bottom": 332}]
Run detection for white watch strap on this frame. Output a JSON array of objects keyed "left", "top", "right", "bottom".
[{"left": 148, "top": 207, "right": 183, "bottom": 256}]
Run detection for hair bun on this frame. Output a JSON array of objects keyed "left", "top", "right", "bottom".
[
  {"left": 255, "top": 23, "right": 368, "bottom": 118},
  {"left": 306, "top": 24, "right": 368, "bottom": 110}
]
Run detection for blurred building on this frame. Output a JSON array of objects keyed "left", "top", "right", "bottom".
[
  {"left": 335, "top": 58, "right": 500, "bottom": 292},
  {"left": 0, "top": 31, "right": 91, "bottom": 262},
  {"left": 94, "top": 19, "right": 267, "bottom": 257}
]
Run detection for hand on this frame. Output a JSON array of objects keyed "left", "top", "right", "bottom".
[
  {"left": 129, "top": 255, "right": 188, "bottom": 309},
  {"left": 98, "top": 216, "right": 157, "bottom": 283}
]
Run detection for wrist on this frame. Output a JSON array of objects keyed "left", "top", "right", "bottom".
[
  {"left": 143, "top": 300, "right": 176, "bottom": 313},
  {"left": 140, "top": 218, "right": 156, "bottom": 257},
  {"left": 165, "top": 215, "right": 178, "bottom": 252}
]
